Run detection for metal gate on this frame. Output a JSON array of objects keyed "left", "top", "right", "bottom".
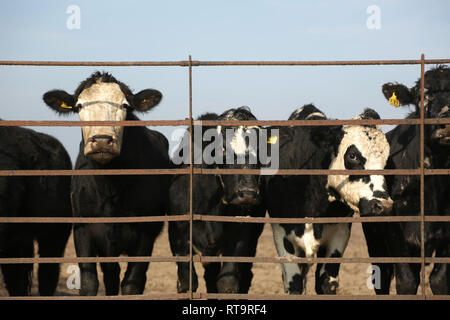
[{"left": 0, "top": 54, "right": 449, "bottom": 300}]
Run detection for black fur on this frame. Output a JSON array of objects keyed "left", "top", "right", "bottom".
[
  {"left": 0, "top": 125, "right": 72, "bottom": 296},
  {"left": 168, "top": 107, "right": 265, "bottom": 295},
  {"left": 363, "top": 66, "right": 450, "bottom": 295}
]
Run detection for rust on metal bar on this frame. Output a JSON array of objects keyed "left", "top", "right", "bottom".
[
  {"left": 0, "top": 61, "right": 191, "bottom": 67},
  {"left": 0, "top": 168, "right": 189, "bottom": 177},
  {"left": 188, "top": 55, "right": 194, "bottom": 300},
  {"left": 0, "top": 215, "right": 190, "bottom": 223},
  {"left": 0, "top": 120, "right": 190, "bottom": 127},
  {"left": 0, "top": 256, "right": 189, "bottom": 264},
  {"left": 192, "top": 256, "right": 422, "bottom": 264},
  {"left": 0, "top": 294, "right": 192, "bottom": 300},
  {"left": 1, "top": 118, "right": 448, "bottom": 128},
  {"left": 195, "top": 59, "right": 450, "bottom": 66},
  {"left": 419, "top": 54, "right": 426, "bottom": 299},
  {"left": 198, "top": 293, "right": 423, "bottom": 300}
]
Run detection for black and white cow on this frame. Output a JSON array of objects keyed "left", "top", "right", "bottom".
[
  {"left": 266, "top": 105, "right": 392, "bottom": 294},
  {"left": 42, "top": 72, "right": 170, "bottom": 295},
  {"left": 363, "top": 65, "right": 450, "bottom": 295},
  {"left": 168, "top": 107, "right": 266, "bottom": 294},
  {"left": 0, "top": 124, "right": 72, "bottom": 296}
]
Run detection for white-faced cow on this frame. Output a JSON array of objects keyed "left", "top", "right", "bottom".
[
  {"left": 266, "top": 105, "right": 392, "bottom": 294},
  {"left": 168, "top": 107, "right": 266, "bottom": 294},
  {"left": 363, "top": 65, "right": 450, "bottom": 295},
  {"left": 0, "top": 124, "right": 72, "bottom": 296},
  {"left": 42, "top": 72, "right": 170, "bottom": 295}
]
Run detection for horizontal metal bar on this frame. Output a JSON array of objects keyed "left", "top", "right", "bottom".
[
  {"left": 0, "top": 120, "right": 189, "bottom": 127},
  {"left": 0, "top": 256, "right": 429, "bottom": 265},
  {"left": 194, "top": 59, "right": 450, "bottom": 66},
  {"left": 0, "top": 256, "right": 190, "bottom": 264},
  {"left": 0, "top": 61, "right": 191, "bottom": 67},
  {"left": 193, "top": 215, "right": 448, "bottom": 224},
  {"left": 195, "top": 118, "right": 450, "bottom": 126},
  {"left": 1, "top": 215, "right": 448, "bottom": 224},
  {"left": 193, "top": 256, "right": 424, "bottom": 264},
  {"left": 197, "top": 293, "right": 424, "bottom": 300},
  {"left": 1, "top": 118, "right": 449, "bottom": 128},
  {"left": 0, "top": 168, "right": 189, "bottom": 176},
  {"left": 1, "top": 59, "right": 449, "bottom": 67},
  {"left": 0, "top": 294, "right": 192, "bottom": 300},
  {"left": 195, "top": 168, "right": 423, "bottom": 175},
  {"left": 0, "top": 215, "right": 190, "bottom": 223}
]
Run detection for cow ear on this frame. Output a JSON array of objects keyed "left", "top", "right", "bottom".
[
  {"left": 43, "top": 90, "right": 76, "bottom": 114},
  {"left": 382, "top": 83, "right": 414, "bottom": 107},
  {"left": 132, "top": 89, "right": 162, "bottom": 112}
]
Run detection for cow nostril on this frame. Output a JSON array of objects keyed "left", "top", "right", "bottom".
[
  {"left": 371, "top": 200, "right": 384, "bottom": 215},
  {"left": 91, "top": 135, "right": 114, "bottom": 144},
  {"left": 238, "top": 189, "right": 258, "bottom": 199}
]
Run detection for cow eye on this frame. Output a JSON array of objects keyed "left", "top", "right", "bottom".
[
  {"left": 74, "top": 104, "right": 82, "bottom": 112},
  {"left": 348, "top": 153, "right": 357, "bottom": 161},
  {"left": 121, "top": 104, "right": 130, "bottom": 110}
]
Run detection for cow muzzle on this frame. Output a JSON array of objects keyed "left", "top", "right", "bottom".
[
  {"left": 84, "top": 134, "right": 120, "bottom": 164},
  {"left": 230, "top": 188, "right": 260, "bottom": 206},
  {"left": 359, "top": 197, "right": 393, "bottom": 216}
]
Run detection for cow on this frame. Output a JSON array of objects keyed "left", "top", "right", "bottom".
[
  {"left": 42, "top": 71, "right": 170, "bottom": 295},
  {"left": 0, "top": 124, "right": 72, "bottom": 296},
  {"left": 168, "top": 106, "right": 266, "bottom": 294},
  {"left": 363, "top": 65, "right": 450, "bottom": 295},
  {"left": 266, "top": 105, "right": 393, "bottom": 294}
]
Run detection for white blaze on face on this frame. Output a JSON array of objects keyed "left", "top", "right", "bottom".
[
  {"left": 327, "top": 125, "right": 390, "bottom": 213},
  {"left": 76, "top": 81, "right": 128, "bottom": 156},
  {"left": 228, "top": 126, "right": 258, "bottom": 158}
]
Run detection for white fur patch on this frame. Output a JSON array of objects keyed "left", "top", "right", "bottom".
[
  {"left": 229, "top": 126, "right": 258, "bottom": 157},
  {"left": 77, "top": 81, "right": 128, "bottom": 151},
  {"left": 305, "top": 112, "right": 326, "bottom": 120},
  {"left": 327, "top": 125, "right": 390, "bottom": 212}
]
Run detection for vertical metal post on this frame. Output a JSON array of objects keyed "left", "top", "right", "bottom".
[
  {"left": 419, "top": 53, "right": 426, "bottom": 299},
  {"left": 188, "top": 55, "right": 194, "bottom": 300}
]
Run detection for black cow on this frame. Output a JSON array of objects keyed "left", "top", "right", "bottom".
[
  {"left": 363, "top": 65, "right": 450, "bottom": 295},
  {"left": 168, "top": 107, "right": 266, "bottom": 294},
  {"left": 0, "top": 124, "right": 72, "bottom": 296},
  {"left": 266, "top": 105, "right": 393, "bottom": 294},
  {"left": 42, "top": 72, "right": 170, "bottom": 295}
]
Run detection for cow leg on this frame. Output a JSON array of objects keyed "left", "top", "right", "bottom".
[
  {"left": 272, "top": 223, "right": 306, "bottom": 294},
  {"left": 169, "top": 221, "right": 199, "bottom": 293},
  {"left": 237, "top": 223, "right": 264, "bottom": 294},
  {"left": 203, "top": 262, "right": 221, "bottom": 293},
  {"left": 361, "top": 222, "right": 393, "bottom": 294},
  {"left": 1, "top": 237, "right": 33, "bottom": 296},
  {"left": 100, "top": 262, "right": 120, "bottom": 295},
  {"left": 121, "top": 224, "right": 162, "bottom": 295},
  {"left": 430, "top": 242, "right": 450, "bottom": 295},
  {"left": 74, "top": 224, "right": 99, "bottom": 296},
  {"left": 315, "top": 223, "right": 351, "bottom": 295},
  {"left": 36, "top": 223, "right": 71, "bottom": 296}
]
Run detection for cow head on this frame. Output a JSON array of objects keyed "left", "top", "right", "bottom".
[
  {"left": 382, "top": 65, "right": 450, "bottom": 147},
  {"left": 43, "top": 72, "right": 162, "bottom": 164},
  {"left": 317, "top": 108, "right": 393, "bottom": 216},
  {"left": 216, "top": 107, "right": 262, "bottom": 206}
]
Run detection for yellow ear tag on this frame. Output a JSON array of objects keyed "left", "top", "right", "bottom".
[
  {"left": 389, "top": 92, "right": 400, "bottom": 107},
  {"left": 268, "top": 136, "right": 278, "bottom": 144},
  {"left": 60, "top": 102, "right": 72, "bottom": 109}
]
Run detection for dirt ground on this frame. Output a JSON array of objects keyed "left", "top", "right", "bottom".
[{"left": 0, "top": 220, "right": 434, "bottom": 297}]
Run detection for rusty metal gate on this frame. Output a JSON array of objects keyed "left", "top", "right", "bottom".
[{"left": 0, "top": 54, "right": 449, "bottom": 300}]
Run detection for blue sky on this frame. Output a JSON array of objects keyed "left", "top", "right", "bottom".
[{"left": 0, "top": 0, "right": 449, "bottom": 162}]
